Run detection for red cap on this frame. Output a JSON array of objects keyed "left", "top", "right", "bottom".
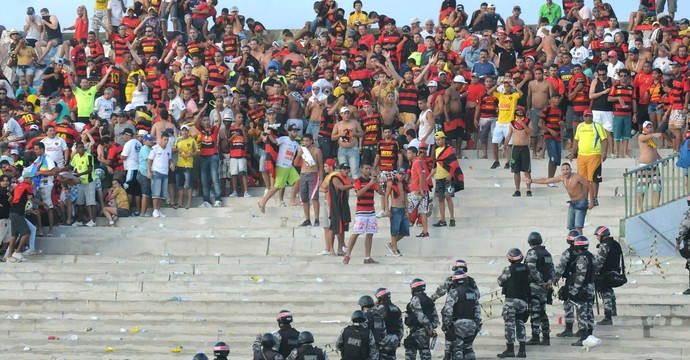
[
  {"left": 254, "top": 24, "right": 264, "bottom": 32},
  {"left": 325, "top": 158, "right": 337, "bottom": 167},
  {"left": 361, "top": 100, "right": 372, "bottom": 106},
  {"left": 419, "top": 141, "right": 428, "bottom": 149},
  {"left": 583, "top": 109, "right": 593, "bottom": 116},
  {"left": 512, "top": 25, "right": 523, "bottom": 34}
]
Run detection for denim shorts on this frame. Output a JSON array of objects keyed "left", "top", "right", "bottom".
[
  {"left": 647, "top": 103, "right": 664, "bottom": 115},
  {"left": 567, "top": 198, "right": 588, "bottom": 230},
  {"left": 390, "top": 207, "right": 410, "bottom": 236},
  {"left": 176, "top": 167, "right": 192, "bottom": 189},
  {"left": 612, "top": 115, "right": 632, "bottom": 141},
  {"left": 136, "top": 172, "right": 151, "bottom": 197},
  {"left": 151, "top": 171, "right": 168, "bottom": 200},
  {"left": 545, "top": 138, "right": 562, "bottom": 165},
  {"left": 15, "top": 65, "right": 36, "bottom": 77}
]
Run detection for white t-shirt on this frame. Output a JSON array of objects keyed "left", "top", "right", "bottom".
[
  {"left": 168, "top": 96, "right": 186, "bottom": 121},
  {"left": 607, "top": 61, "right": 625, "bottom": 81},
  {"left": 570, "top": 46, "right": 589, "bottom": 65},
  {"left": 108, "top": 0, "right": 128, "bottom": 26},
  {"left": 94, "top": 95, "right": 115, "bottom": 120},
  {"left": 121, "top": 138, "right": 142, "bottom": 171},
  {"left": 32, "top": 155, "right": 56, "bottom": 187},
  {"left": 209, "top": 107, "right": 233, "bottom": 127},
  {"left": 3, "top": 118, "right": 24, "bottom": 139},
  {"left": 276, "top": 136, "right": 299, "bottom": 168},
  {"left": 41, "top": 136, "right": 68, "bottom": 167},
  {"left": 147, "top": 144, "right": 171, "bottom": 175},
  {"left": 131, "top": 83, "right": 149, "bottom": 107},
  {"left": 25, "top": 15, "right": 43, "bottom": 41}
]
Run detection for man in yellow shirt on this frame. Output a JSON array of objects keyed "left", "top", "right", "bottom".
[
  {"left": 347, "top": 0, "right": 369, "bottom": 28},
  {"left": 173, "top": 125, "right": 199, "bottom": 209},
  {"left": 490, "top": 79, "right": 523, "bottom": 169},
  {"left": 428, "top": 133, "right": 457, "bottom": 228},
  {"left": 568, "top": 109, "right": 607, "bottom": 207}
]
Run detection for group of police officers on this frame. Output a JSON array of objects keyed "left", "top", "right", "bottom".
[{"left": 231, "top": 226, "right": 624, "bottom": 360}]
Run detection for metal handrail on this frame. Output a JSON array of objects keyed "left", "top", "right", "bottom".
[{"left": 623, "top": 153, "right": 687, "bottom": 218}]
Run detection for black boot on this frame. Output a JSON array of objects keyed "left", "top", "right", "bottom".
[
  {"left": 517, "top": 342, "right": 526, "bottom": 358},
  {"left": 497, "top": 343, "right": 515, "bottom": 358},
  {"left": 571, "top": 330, "right": 588, "bottom": 346},
  {"left": 463, "top": 348, "right": 476, "bottom": 360},
  {"left": 525, "top": 333, "right": 540, "bottom": 345},
  {"left": 540, "top": 333, "right": 550, "bottom": 346},
  {"left": 556, "top": 323, "right": 575, "bottom": 337},
  {"left": 597, "top": 310, "right": 613, "bottom": 325}
]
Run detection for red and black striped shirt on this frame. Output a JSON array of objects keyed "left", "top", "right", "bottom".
[
  {"left": 377, "top": 139, "right": 399, "bottom": 171},
  {"left": 360, "top": 113, "right": 381, "bottom": 146},
  {"left": 398, "top": 81, "right": 418, "bottom": 114},
  {"left": 540, "top": 106, "right": 563, "bottom": 141},
  {"left": 608, "top": 83, "right": 634, "bottom": 116},
  {"left": 354, "top": 176, "right": 379, "bottom": 215},
  {"left": 206, "top": 64, "right": 228, "bottom": 91},
  {"left": 222, "top": 34, "right": 240, "bottom": 57},
  {"left": 478, "top": 94, "right": 498, "bottom": 118}
]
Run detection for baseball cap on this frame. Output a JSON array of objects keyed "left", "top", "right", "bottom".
[
  {"left": 352, "top": 80, "right": 362, "bottom": 87},
  {"left": 607, "top": 50, "right": 618, "bottom": 57},
  {"left": 121, "top": 128, "right": 135, "bottom": 136},
  {"left": 325, "top": 158, "right": 337, "bottom": 168},
  {"left": 90, "top": 112, "right": 99, "bottom": 119},
  {"left": 148, "top": 6, "right": 156, "bottom": 12},
  {"left": 514, "top": 106, "right": 526, "bottom": 116},
  {"left": 643, "top": 121, "right": 653, "bottom": 128},
  {"left": 10, "top": 149, "right": 19, "bottom": 155},
  {"left": 143, "top": 134, "right": 155, "bottom": 142},
  {"left": 428, "top": 80, "right": 438, "bottom": 87},
  {"left": 453, "top": 75, "right": 466, "bottom": 83},
  {"left": 488, "top": 3, "right": 496, "bottom": 8},
  {"left": 680, "top": 18, "right": 689, "bottom": 25},
  {"left": 338, "top": 163, "right": 351, "bottom": 170},
  {"left": 266, "top": 108, "right": 276, "bottom": 114},
  {"left": 49, "top": 91, "right": 61, "bottom": 98},
  {"left": 287, "top": 124, "right": 299, "bottom": 132},
  {"left": 9, "top": 29, "right": 19, "bottom": 35},
  {"left": 438, "top": 71, "right": 447, "bottom": 76},
  {"left": 471, "top": 73, "right": 479, "bottom": 78},
  {"left": 222, "top": 114, "right": 233, "bottom": 121},
  {"left": 55, "top": 58, "right": 64, "bottom": 64},
  {"left": 230, "top": 6, "right": 239, "bottom": 12},
  {"left": 504, "top": 37, "right": 513, "bottom": 43},
  {"left": 410, "top": 17, "right": 420, "bottom": 24},
  {"left": 583, "top": 109, "right": 593, "bottom": 116},
  {"left": 181, "top": 124, "right": 190, "bottom": 131},
  {"left": 172, "top": 61, "right": 182, "bottom": 67},
  {"left": 340, "top": 107, "right": 351, "bottom": 113},
  {"left": 419, "top": 141, "right": 428, "bottom": 149},
  {"left": 361, "top": 100, "right": 372, "bottom": 106},
  {"left": 628, "top": 47, "right": 639, "bottom": 54},
  {"left": 602, "top": 36, "right": 615, "bottom": 43},
  {"left": 29, "top": 124, "right": 40, "bottom": 131},
  {"left": 137, "top": 129, "right": 148, "bottom": 136},
  {"left": 512, "top": 25, "right": 523, "bottom": 34},
  {"left": 435, "top": 131, "right": 446, "bottom": 139},
  {"left": 339, "top": 76, "right": 351, "bottom": 84}
]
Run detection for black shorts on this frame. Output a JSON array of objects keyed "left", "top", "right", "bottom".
[
  {"left": 510, "top": 145, "right": 531, "bottom": 173},
  {"left": 125, "top": 170, "right": 142, "bottom": 196},
  {"left": 9, "top": 213, "right": 29, "bottom": 237},
  {"left": 434, "top": 178, "right": 455, "bottom": 197}
]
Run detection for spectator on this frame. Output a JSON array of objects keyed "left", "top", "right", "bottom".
[
  {"left": 102, "top": 178, "right": 130, "bottom": 225},
  {"left": 147, "top": 131, "right": 173, "bottom": 218},
  {"left": 539, "top": 0, "right": 562, "bottom": 26}
]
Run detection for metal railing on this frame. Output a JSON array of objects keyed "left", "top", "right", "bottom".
[{"left": 623, "top": 153, "right": 687, "bottom": 218}]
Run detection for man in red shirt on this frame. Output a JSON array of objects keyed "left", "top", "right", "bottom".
[
  {"left": 343, "top": 163, "right": 383, "bottom": 265},
  {"left": 407, "top": 146, "right": 429, "bottom": 238},
  {"left": 189, "top": 0, "right": 217, "bottom": 39}
]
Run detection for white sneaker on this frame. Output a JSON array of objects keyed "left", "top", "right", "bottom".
[
  {"left": 547, "top": 183, "right": 557, "bottom": 188},
  {"left": 85, "top": 220, "right": 96, "bottom": 227},
  {"left": 198, "top": 202, "right": 212, "bottom": 208},
  {"left": 12, "top": 252, "right": 26, "bottom": 262},
  {"left": 243, "top": 192, "right": 252, "bottom": 198},
  {"left": 377, "top": 210, "right": 387, "bottom": 218},
  {"left": 158, "top": 210, "right": 167, "bottom": 218},
  {"left": 317, "top": 250, "right": 330, "bottom": 256},
  {"left": 213, "top": 201, "right": 222, "bottom": 208},
  {"left": 229, "top": 192, "right": 238, "bottom": 198},
  {"left": 72, "top": 221, "right": 83, "bottom": 227},
  {"left": 342, "top": 246, "right": 348, "bottom": 253},
  {"left": 153, "top": 209, "right": 160, "bottom": 218}
]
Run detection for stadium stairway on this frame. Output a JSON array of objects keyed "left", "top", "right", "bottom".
[{"left": 0, "top": 155, "right": 687, "bottom": 359}]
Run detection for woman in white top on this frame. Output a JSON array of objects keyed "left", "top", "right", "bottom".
[{"left": 130, "top": 74, "right": 149, "bottom": 107}]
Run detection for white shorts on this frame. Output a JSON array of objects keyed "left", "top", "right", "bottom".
[
  {"left": 352, "top": 214, "right": 378, "bottom": 235},
  {"left": 592, "top": 110, "right": 613, "bottom": 132},
  {"left": 230, "top": 158, "right": 247, "bottom": 175},
  {"left": 38, "top": 185, "right": 54, "bottom": 208},
  {"left": 491, "top": 122, "right": 513, "bottom": 145}
]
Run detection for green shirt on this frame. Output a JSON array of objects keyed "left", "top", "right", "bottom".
[
  {"left": 70, "top": 152, "right": 95, "bottom": 184},
  {"left": 538, "top": 3, "right": 562, "bottom": 26},
  {"left": 73, "top": 85, "right": 98, "bottom": 118}
]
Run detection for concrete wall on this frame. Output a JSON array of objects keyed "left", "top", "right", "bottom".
[{"left": 624, "top": 198, "right": 686, "bottom": 257}]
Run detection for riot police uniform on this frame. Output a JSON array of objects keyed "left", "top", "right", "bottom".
[
  {"left": 404, "top": 279, "right": 439, "bottom": 360},
  {"left": 286, "top": 331, "right": 329, "bottom": 360},
  {"left": 255, "top": 333, "right": 284, "bottom": 360},
  {"left": 441, "top": 270, "right": 481, "bottom": 360},
  {"left": 676, "top": 198, "right": 690, "bottom": 295},
  {"left": 496, "top": 248, "right": 529, "bottom": 358},
  {"left": 568, "top": 236, "right": 599, "bottom": 346},
  {"left": 336, "top": 310, "right": 379, "bottom": 360},
  {"left": 594, "top": 226, "right": 623, "bottom": 325},
  {"left": 373, "top": 288, "right": 403, "bottom": 360},
  {"left": 524, "top": 232, "right": 555, "bottom": 346},
  {"left": 553, "top": 230, "right": 581, "bottom": 337},
  {"left": 253, "top": 310, "right": 300, "bottom": 359},
  {"left": 213, "top": 341, "right": 230, "bottom": 360},
  {"left": 430, "top": 260, "right": 479, "bottom": 302}
]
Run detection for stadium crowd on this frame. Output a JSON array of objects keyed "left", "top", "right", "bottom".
[{"left": 0, "top": 0, "right": 686, "bottom": 265}]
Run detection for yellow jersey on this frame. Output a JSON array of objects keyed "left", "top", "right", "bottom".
[
  {"left": 174, "top": 136, "right": 197, "bottom": 168},
  {"left": 574, "top": 122, "right": 607, "bottom": 156},
  {"left": 494, "top": 91, "right": 521, "bottom": 124}
]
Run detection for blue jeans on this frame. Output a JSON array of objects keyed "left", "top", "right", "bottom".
[
  {"left": 390, "top": 207, "right": 410, "bottom": 236},
  {"left": 26, "top": 219, "right": 36, "bottom": 251},
  {"left": 151, "top": 171, "right": 169, "bottom": 200},
  {"left": 200, "top": 154, "right": 221, "bottom": 202},
  {"left": 337, "top": 146, "right": 360, "bottom": 178},
  {"left": 545, "top": 138, "right": 562, "bottom": 165},
  {"left": 309, "top": 18, "right": 332, "bottom": 34},
  {"left": 318, "top": 137, "right": 336, "bottom": 161},
  {"left": 306, "top": 121, "right": 321, "bottom": 139},
  {"left": 567, "top": 198, "right": 588, "bottom": 230}
]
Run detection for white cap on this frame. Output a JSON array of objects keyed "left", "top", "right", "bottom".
[
  {"left": 488, "top": 3, "right": 496, "bottom": 8},
  {"left": 246, "top": 65, "right": 255, "bottom": 72},
  {"left": 339, "top": 106, "right": 351, "bottom": 113},
  {"left": 352, "top": 80, "right": 363, "bottom": 87},
  {"left": 453, "top": 75, "right": 467, "bottom": 83},
  {"left": 428, "top": 80, "right": 438, "bottom": 87},
  {"left": 602, "top": 35, "right": 614, "bottom": 43},
  {"left": 137, "top": 129, "right": 149, "bottom": 136},
  {"left": 230, "top": 6, "right": 239, "bottom": 12},
  {"left": 410, "top": 17, "right": 420, "bottom": 24},
  {"left": 643, "top": 121, "right": 653, "bottom": 128},
  {"left": 124, "top": 103, "right": 135, "bottom": 111}
]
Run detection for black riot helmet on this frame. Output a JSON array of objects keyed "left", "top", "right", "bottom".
[
  {"left": 573, "top": 235, "right": 589, "bottom": 251},
  {"left": 351, "top": 310, "right": 367, "bottom": 323},
  {"left": 193, "top": 353, "right": 209, "bottom": 360},
  {"left": 528, "top": 232, "right": 543, "bottom": 245},
  {"left": 213, "top": 341, "right": 230, "bottom": 357},
  {"left": 594, "top": 226, "right": 610, "bottom": 238},
  {"left": 277, "top": 310, "right": 293, "bottom": 324},
  {"left": 451, "top": 269, "right": 468, "bottom": 285},
  {"left": 507, "top": 248, "right": 524, "bottom": 263},
  {"left": 566, "top": 230, "right": 580, "bottom": 244},
  {"left": 410, "top": 278, "right": 426, "bottom": 294},
  {"left": 298, "top": 331, "right": 315, "bottom": 345},
  {"left": 375, "top": 287, "right": 391, "bottom": 301},
  {"left": 261, "top": 333, "right": 276, "bottom": 348},
  {"left": 358, "top": 295, "right": 375, "bottom": 308},
  {"left": 452, "top": 259, "right": 468, "bottom": 272}
]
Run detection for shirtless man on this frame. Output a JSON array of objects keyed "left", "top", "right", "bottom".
[
  {"left": 505, "top": 6, "right": 525, "bottom": 33},
  {"left": 378, "top": 92, "right": 400, "bottom": 127},
  {"left": 537, "top": 27, "right": 558, "bottom": 65},
  {"left": 444, "top": 76, "right": 467, "bottom": 157},
  {"left": 527, "top": 163, "right": 592, "bottom": 233},
  {"left": 383, "top": 169, "right": 410, "bottom": 256},
  {"left": 305, "top": 92, "right": 325, "bottom": 139},
  {"left": 296, "top": 133, "right": 324, "bottom": 227},
  {"left": 527, "top": 68, "right": 554, "bottom": 158},
  {"left": 286, "top": 84, "right": 306, "bottom": 136},
  {"left": 331, "top": 107, "right": 363, "bottom": 178},
  {"left": 503, "top": 106, "right": 533, "bottom": 197},
  {"left": 636, "top": 121, "right": 663, "bottom": 213},
  {"left": 151, "top": 110, "right": 177, "bottom": 140}
]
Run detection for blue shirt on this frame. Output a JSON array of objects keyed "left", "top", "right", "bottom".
[
  {"left": 472, "top": 61, "right": 498, "bottom": 78},
  {"left": 138, "top": 145, "right": 152, "bottom": 174}
]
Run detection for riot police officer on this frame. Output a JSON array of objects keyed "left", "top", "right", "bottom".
[
  {"left": 286, "top": 331, "right": 329, "bottom": 360},
  {"left": 441, "top": 270, "right": 481, "bottom": 360},
  {"left": 568, "top": 236, "right": 598, "bottom": 346},
  {"left": 430, "top": 260, "right": 479, "bottom": 302},
  {"left": 404, "top": 278, "right": 439, "bottom": 360},
  {"left": 675, "top": 195, "right": 690, "bottom": 295},
  {"left": 193, "top": 353, "right": 209, "bottom": 360},
  {"left": 373, "top": 288, "right": 403, "bottom": 360},
  {"left": 213, "top": 341, "right": 230, "bottom": 360},
  {"left": 594, "top": 226, "right": 623, "bottom": 325},
  {"left": 254, "top": 333, "right": 284, "bottom": 360},
  {"left": 524, "top": 232, "right": 555, "bottom": 346},
  {"left": 496, "top": 248, "right": 529, "bottom": 358},
  {"left": 336, "top": 310, "right": 379, "bottom": 360},
  {"left": 359, "top": 295, "right": 387, "bottom": 353},
  {"left": 553, "top": 230, "right": 581, "bottom": 338},
  {"left": 253, "top": 310, "right": 300, "bottom": 358}
]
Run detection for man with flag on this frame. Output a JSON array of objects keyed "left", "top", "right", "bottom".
[{"left": 428, "top": 131, "right": 464, "bottom": 228}]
